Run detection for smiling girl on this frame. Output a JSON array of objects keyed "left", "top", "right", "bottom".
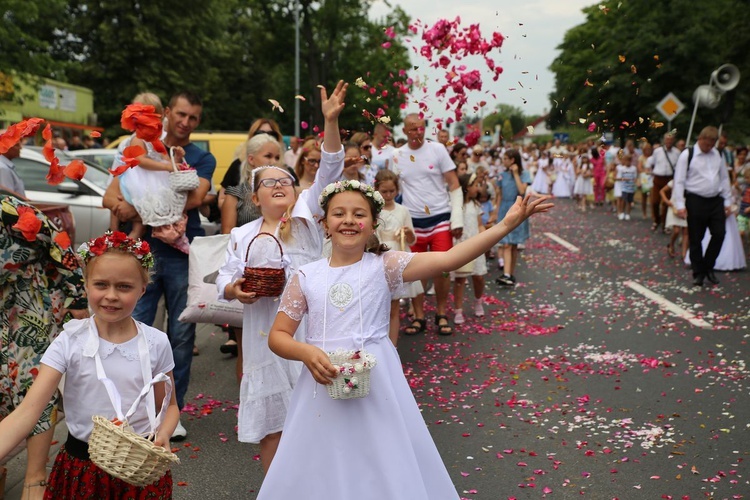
[{"left": 259, "top": 178, "right": 552, "bottom": 498}]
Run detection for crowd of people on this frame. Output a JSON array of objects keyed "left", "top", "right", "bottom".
[{"left": 1, "top": 78, "right": 747, "bottom": 498}]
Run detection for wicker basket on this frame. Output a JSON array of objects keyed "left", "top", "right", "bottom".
[
  {"left": 242, "top": 232, "right": 286, "bottom": 297},
  {"left": 326, "top": 349, "right": 377, "bottom": 400},
  {"left": 89, "top": 415, "right": 180, "bottom": 487},
  {"left": 169, "top": 146, "right": 200, "bottom": 192}
]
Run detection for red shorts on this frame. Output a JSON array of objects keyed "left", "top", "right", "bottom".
[{"left": 411, "top": 227, "right": 453, "bottom": 253}]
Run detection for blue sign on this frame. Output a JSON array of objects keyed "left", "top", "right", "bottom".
[{"left": 553, "top": 133, "right": 569, "bottom": 143}]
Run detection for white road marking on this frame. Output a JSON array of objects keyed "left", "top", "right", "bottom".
[
  {"left": 544, "top": 232, "right": 580, "bottom": 253},
  {"left": 624, "top": 280, "right": 713, "bottom": 329}
]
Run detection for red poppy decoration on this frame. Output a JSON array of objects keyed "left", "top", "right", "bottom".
[
  {"left": 12, "top": 206, "right": 43, "bottom": 242},
  {"left": 54, "top": 231, "right": 72, "bottom": 249},
  {"left": 120, "top": 104, "right": 163, "bottom": 143},
  {"left": 0, "top": 118, "right": 46, "bottom": 155},
  {"left": 63, "top": 159, "right": 87, "bottom": 181},
  {"left": 46, "top": 157, "right": 66, "bottom": 185},
  {"left": 90, "top": 131, "right": 101, "bottom": 138}
]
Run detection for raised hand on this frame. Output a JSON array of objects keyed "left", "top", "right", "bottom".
[
  {"left": 502, "top": 193, "right": 553, "bottom": 229},
  {"left": 320, "top": 80, "right": 348, "bottom": 122}
]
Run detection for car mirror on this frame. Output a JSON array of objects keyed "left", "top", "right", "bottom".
[{"left": 57, "top": 181, "right": 82, "bottom": 195}]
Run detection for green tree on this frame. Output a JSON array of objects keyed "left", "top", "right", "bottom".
[
  {"left": 548, "top": 0, "right": 749, "bottom": 143},
  {"left": 501, "top": 119, "right": 513, "bottom": 141},
  {"left": 0, "top": 0, "right": 70, "bottom": 101}
]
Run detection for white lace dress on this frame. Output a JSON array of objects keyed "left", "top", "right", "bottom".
[
  {"left": 117, "top": 138, "right": 185, "bottom": 226},
  {"left": 257, "top": 252, "right": 459, "bottom": 499},
  {"left": 215, "top": 148, "right": 344, "bottom": 443}
]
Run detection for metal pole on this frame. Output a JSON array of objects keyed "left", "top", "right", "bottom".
[
  {"left": 294, "top": 0, "right": 300, "bottom": 138},
  {"left": 685, "top": 98, "right": 700, "bottom": 148}
]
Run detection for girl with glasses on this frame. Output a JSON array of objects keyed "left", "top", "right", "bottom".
[{"left": 216, "top": 82, "right": 347, "bottom": 475}]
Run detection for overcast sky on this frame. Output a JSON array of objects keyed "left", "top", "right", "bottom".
[{"left": 369, "top": 0, "right": 596, "bottom": 128}]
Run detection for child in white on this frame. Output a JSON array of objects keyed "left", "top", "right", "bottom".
[
  {"left": 0, "top": 231, "right": 179, "bottom": 498},
  {"left": 215, "top": 82, "right": 346, "bottom": 474},
  {"left": 452, "top": 172, "right": 487, "bottom": 325},
  {"left": 260, "top": 180, "right": 553, "bottom": 499},
  {"left": 574, "top": 155, "right": 594, "bottom": 212},
  {"left": 616, "top": 153, "right": 638, "bottom": 220},
  {"left": 374, "top": 169, "right": 422, "bottom": 345}
]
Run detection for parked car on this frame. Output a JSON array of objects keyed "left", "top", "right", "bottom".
[
  {"left": 0, "top": 187, "right": 77, "bottom": 244},
  {"left": 66, "top": 148, "right": 118, "bottom": 170},
  {"left": 13, "top": 148, "right": 110, "bottom": 245}
]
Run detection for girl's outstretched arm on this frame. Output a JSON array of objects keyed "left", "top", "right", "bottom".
[
  {"left": 403, "top": 193, "right": 553, "bottom": 283},
  {"left": 269, "top": 312, "right": 338, "bottom": 385},
  {"left": 0, "top": 365, "right": 62, "bottom": 460}
]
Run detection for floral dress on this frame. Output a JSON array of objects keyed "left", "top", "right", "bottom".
[{"left": 0, "top": 196, "right": 87, "bottom": 434}]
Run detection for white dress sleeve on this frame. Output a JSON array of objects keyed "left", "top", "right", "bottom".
[
  {"left": 382, "top": 251, "right": 415, "bottom": 293},
  {"left": 297, "top": 147, "right": 345, "bottom": 216},
  {"left": 278, "top": 273, "right": 308, "bottom": 321}
]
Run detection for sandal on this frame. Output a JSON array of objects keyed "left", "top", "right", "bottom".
[
  {"left": 651, "top": 222, "right": 659, "bottom": 232},
  {"left": 435, "top": 315, "right": 453, "bottom": 336},
  {"left": 403, "top": 318, "right": 426, "bottom": 336},
  {"left": 24, "top": 479, "right": 47, "bottom": 499},
  {"left": 667, "top": 244, "right": 676, "bottom": 258}
]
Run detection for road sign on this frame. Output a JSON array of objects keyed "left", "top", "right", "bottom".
[{"left": 656, "top": 92, "right": 685, "bottom": 120}]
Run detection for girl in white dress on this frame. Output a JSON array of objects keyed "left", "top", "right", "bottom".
[
  {"left": 530, "top": 153, "right": 551, "bottom": 194},
  {"left": 373, "top": 169, "right": 422, "bottom": 345},
  {"left": 260, "top": 181, "right": 553, "bottom": 499},
  {"left": 551, "top": 156, "right": 573, "bottom": 198},
  {"left": 452, "top": 172, "right": 487, "bottom": 325},
  {"left": 215, "top": 82, "right": 347, "bottom": 473}
]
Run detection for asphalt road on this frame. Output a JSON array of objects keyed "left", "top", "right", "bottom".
[{"left": 5, "top": 198, "right": 748, "bottom": 499}]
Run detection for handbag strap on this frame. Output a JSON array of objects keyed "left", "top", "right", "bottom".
[
  {"left": 91, "top": 320, "right": 172, "bottom": 435},
  {"left": 245, "top": 232, "right": 285, "bottom": 262}
]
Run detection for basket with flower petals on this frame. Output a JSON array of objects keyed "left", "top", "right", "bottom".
[{"left": 326, "top": 349, "right": 377, "bottom": 400}]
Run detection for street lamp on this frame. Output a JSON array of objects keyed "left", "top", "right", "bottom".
[
  {"left": 294, "top": 0, "right": 300, "bottom": 138},
  {"left": 685, "top": 64, "right": 740, "bottom": 146}
]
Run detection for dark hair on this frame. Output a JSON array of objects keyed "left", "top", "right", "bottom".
[
  {"left": 168, "top": 91, "right": 202, "bottom": 108},
  {"left": 374, "top": 169, "right": 399, "bottom": 191},
  {"left": 590, "top": 147, "right": 600, "bottom": 160},
  {"left": 503, "top": 148, "right": 524, "bottom": 174},
  {"left": 450, "top": 142, "right": 468, "bottom": 162},
  {"left": 457, "top": 173, "right": 474, "bottom": 202}
]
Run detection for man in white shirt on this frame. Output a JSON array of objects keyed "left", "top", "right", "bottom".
[
  {"left": 646, "top": 132, "right": 681, "bottom": 231},
  {"left": 673, "top": 126, "right": 732, "bottom": 287},
  {"left": 0, "top": 141, "right": 25, "bottom": 196},
  {"left": 390, "top": 113, "right": 462, "bottom": 336}
]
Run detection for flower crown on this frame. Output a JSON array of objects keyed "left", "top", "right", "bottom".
[
  {"left": 77, "top": 230, "right": 154, "bottom": 269},
  {"left": 318, "top": 180, "right": 385, "bottom": 214}
]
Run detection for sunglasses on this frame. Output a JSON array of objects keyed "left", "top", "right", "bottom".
[
  {"left": 361, "top": 145, "right": 372, "bottom": 150},
  {"left": 306, "top": 158, "right": 321, "bottom": 165},
  {"left": 258, "top": 177, "right": 294, "bottom": 188},
  {"left": 254, "top": 130, "right": 280, "bottom": 140}
]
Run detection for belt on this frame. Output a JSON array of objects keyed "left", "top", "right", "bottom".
[
  {"left": 685, "top": 191, "right": 721, "bottom": 201},
  {"left": 64, "top": 433, "right": 90, "bottom": 460}
]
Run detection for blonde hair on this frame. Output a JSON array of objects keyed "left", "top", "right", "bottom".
[
  {"left": 132, "top": 92, "right": 163, "bottom": 115},
  {"left": 240, "top": 134, "right": 284, "bottom": 185}
]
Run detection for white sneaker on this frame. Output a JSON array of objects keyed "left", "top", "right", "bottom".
[
  {"left": 624, "top": 214, "right": 631, "bottom": 221},
  {"left": 474, "top": 299, "right": 485, "bottom": 317},
  {"left": 618, "top": 213, "right": 625, "bottom": 220},
  {"left": 171, "top": 419, "right": 187, "bottom": 441},
  {"left": 454, "top": 311, "right": 465, "bottom": 325},
  {"left": 426, "top": 285, "right": 436, "bottom": 295}
]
